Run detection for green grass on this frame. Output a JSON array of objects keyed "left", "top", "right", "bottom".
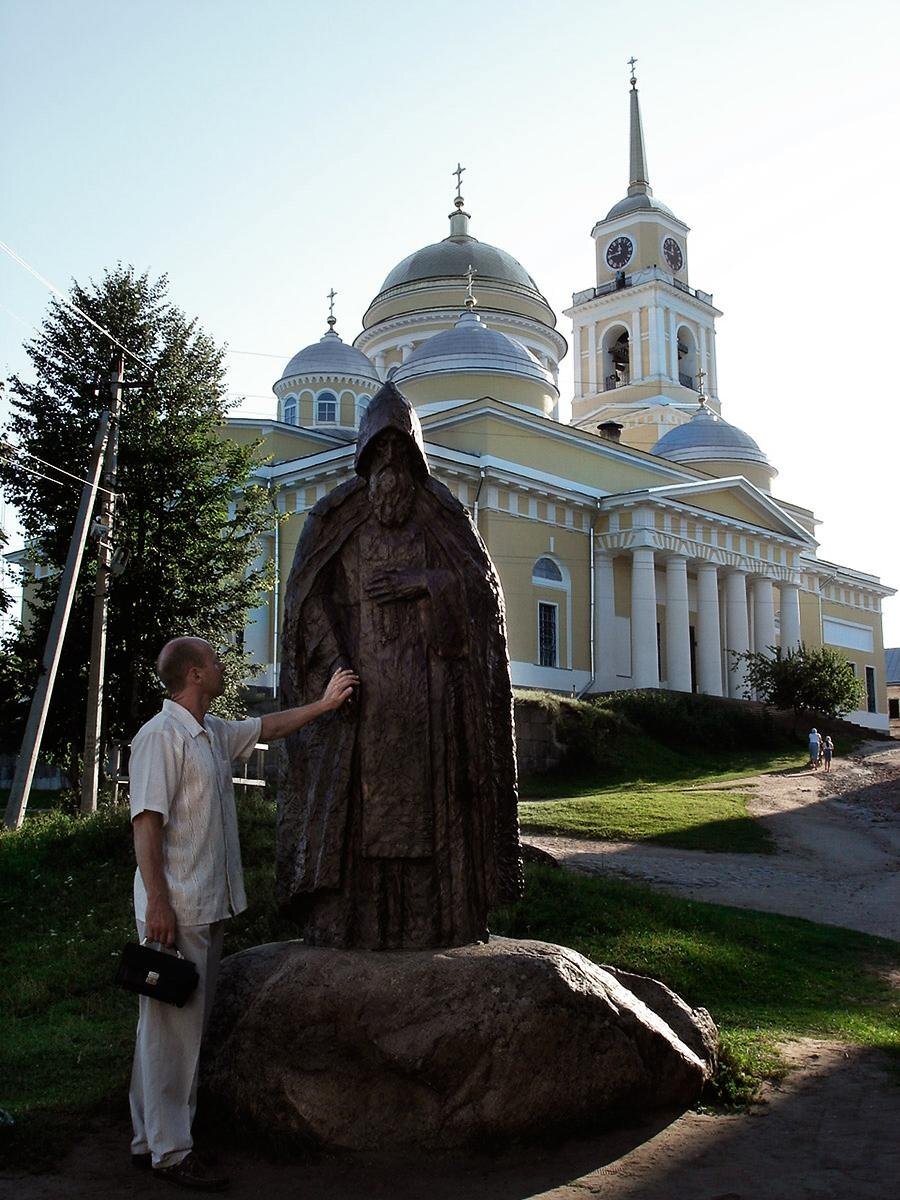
[
  {"left": 2, "top": 794, "right": 897, "bottom": 1169},
  {"left": 519, "top": 787, "right": 774, "bottom": 853},
  {"left": 494, "top": 866, "right": 900, "bottom": 1101},
  {"left": 518, "top": 744, "right": 802, "bottom": 852}
]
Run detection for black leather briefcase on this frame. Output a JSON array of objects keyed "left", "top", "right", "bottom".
[{"left": 115, "top": 940, "right": 200, "bottom": 1007}]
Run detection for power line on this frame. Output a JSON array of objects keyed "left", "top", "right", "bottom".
[
  {"left": 0, "top": 240, "right": 150, "bottom": 370},
  {"left": 228, "top": 348, "right": 290, "bottom": 360},
  {"left": 1, "top": 439, "right": 121, "bottom": 497}
]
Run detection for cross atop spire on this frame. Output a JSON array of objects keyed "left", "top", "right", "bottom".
[
  {"left": 628, "top": 56, "right": 638, "bottom": 89},
  {"left": 453, "top": 162, "right": 466, "bottom": 210},
  {"left": 326, "top": 288, "right": 337, "bottom": 331},
  {"left": 464, "top": 263, "right": 478, "bottom": 309}
]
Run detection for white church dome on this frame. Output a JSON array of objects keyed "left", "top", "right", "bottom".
[
  {"left": 652, "top": 403, "right": 771, "bottom": 467},
  {"left": 277, "top": 328, "right": 379, "bottom": 387},
  {"left": 393, "top": 310, "right": 556, "bottom": 391}
]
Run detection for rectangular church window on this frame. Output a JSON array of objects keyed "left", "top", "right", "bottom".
[
  {"left": 538, "top": 603, "right": 558, "bottom": 668},
  {"left": 865, "top": 666, "right": 877, "bottom": 713}
]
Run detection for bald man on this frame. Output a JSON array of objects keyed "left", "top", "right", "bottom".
[{"left": 128, "top": 637, "right": 356, "bottom": 1190}]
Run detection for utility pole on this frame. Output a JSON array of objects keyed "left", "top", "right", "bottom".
[
  {"left": 4, "top": 407, "right": 111, "bottom": 830},
  {"left": 81, "top": 355, "right": 124, "bottom": 814}
]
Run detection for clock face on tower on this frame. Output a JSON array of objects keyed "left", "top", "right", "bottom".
[
  {"left": 605, "top": 236, "right": 634, "bottom": 270},
  {"left": 663, "top": 237, "right": 684, "bottom": 272}
]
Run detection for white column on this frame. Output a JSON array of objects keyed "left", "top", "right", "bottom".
[
  {"left": 374, "top": 351, "right": 386, "bottom": 379},
  {"left": 708, "top": 326, "right": 718, "bottom": 397},
  {"left": 724, "top": 570, "right": 750, "bottom": 697},
  {"left": 699, "top": 324, "right": 709, "bottom": 391},
  {"left": 696, "top": 562, "right": 723, "bottom": 696},
  {"left": 752, "top": 577, "right": 777, "bottom": 656},
  {"left": 631, "top": 548, "right": 660, "bottom": 688},
  {"left": 630, "top": 312, "right": 642, "bottom": 381},
  {"left": 665, "top": 556, "right": 692, "bottom": 692},
  {"left": 243, "top": 536, "right": 271, "bottom": 673},
  {"left": 587, "top": 322, "right": 598, "bottom": 393},
  {"left": 573, "top": 325, "right": 583, "bottom": 395},
  {"left": 593, "top": 552, "right": 617, "bottom": 690},
  {"left": 779, "top": 583, "right": 802, "bottom": 650},
  {"left": 668, "top": 309, "right": 679, "bottom": 381}
]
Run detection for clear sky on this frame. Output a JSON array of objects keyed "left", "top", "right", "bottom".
[{"left": 2, "top": 0, "right": 899, "bottom": 643}]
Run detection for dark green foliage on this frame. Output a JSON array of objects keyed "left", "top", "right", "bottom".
[
  {"left": 604, "top": 689, "right": 785, "bottom": 752},
  {"left": 0, "top": 524, "right": 10, "bottom": 616},
  {"left": 0, "top": 266, "right": 276, "bottom": 783},
  {"left": 733, "top": 644, "right": 865, "bottom": 720}
]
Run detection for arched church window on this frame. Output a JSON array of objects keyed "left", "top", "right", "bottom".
[
  {"left": 677, "top": 326, "right": 698, "bottom": 390},
  {"left": 316, "top": 391, "right": 338, "bottom": 423},
  {"left": 601, "top": 326, "right": 630, "bottom": 391},
  {"left": 282, "top": 396, "right": 297, "bottom": 425},
  {"left": 533, "top": 556, "right": 563, "bottom": 583}
]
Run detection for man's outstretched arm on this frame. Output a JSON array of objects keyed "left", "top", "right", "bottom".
[{"left": 260, "top": 666, "right": 358, "bottom": 741}]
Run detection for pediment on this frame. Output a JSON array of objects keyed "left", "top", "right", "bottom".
[{"left": 638, "top": 478, "right": 816, "bottom": 544}]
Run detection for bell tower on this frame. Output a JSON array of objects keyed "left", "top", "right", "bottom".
[{"left": 566, "top": 62, "right": 723, "bottom": 453}]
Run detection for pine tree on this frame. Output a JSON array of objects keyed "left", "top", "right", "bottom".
[{"left": 0, "top": 265, "right": 275, "bottom": 787}]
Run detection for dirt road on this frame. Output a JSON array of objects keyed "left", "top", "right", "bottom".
[{"left": 526, "top": 742, "right": 900, "bottom": 942}]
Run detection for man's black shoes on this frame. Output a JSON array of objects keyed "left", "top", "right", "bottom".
[{"left": 152, "top": 1151, "right": 229, "bottom": 1191}]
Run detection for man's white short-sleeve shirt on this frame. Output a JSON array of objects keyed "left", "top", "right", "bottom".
[{"left": 129, "top": 699, "right": 262, "bottom": 926}]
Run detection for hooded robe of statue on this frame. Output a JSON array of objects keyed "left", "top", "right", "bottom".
[{"left": 277, "top": 382, "right": 522, "bottom": 950}]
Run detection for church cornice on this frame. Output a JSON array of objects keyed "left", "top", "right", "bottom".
[
  {"left": 566, "top": 270, "right": 720, "bottom": 319},
  {"left": 590, "top": 209, "right": 690, "bottom": 239},
  {"left": 273, "top": 372, "right": 379, "bottom": 393},
  {"left": 356, "top": 306, "right": 568, "bottom": 359}
]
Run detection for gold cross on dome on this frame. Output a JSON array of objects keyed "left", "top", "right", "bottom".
[
  {"left": 326, "top": 288, "right": 337, "bottom": 329},
  {"left": 453, "top": 162, "right": 466, "bottom": 201},
  {"left": 465, "top": 263, "right": 478, "bottom": 308}
]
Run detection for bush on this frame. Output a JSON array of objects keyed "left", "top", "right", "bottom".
[{"left": 603, "top": 690, "right": 786, "bottom": 753}]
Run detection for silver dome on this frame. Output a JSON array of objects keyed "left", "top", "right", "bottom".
[
  {"left": 378, "top": 236, "right": 542, "bottom": 296},
  {"left": 393, "top": 310, "right": 556, "bottom": 390},
  {"left": 651, "top": 405, "right": 771, "bottom": 466},
  {"left": 277, "top": 330, "right": 379, "bottom": 385},
  {"left": 605, "top": 192, "right": 677, "bottom": 221}
]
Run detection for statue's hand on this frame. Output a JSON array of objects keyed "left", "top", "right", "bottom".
[{"left": 365, "top": 568, "right": 428, "bottom": 602}]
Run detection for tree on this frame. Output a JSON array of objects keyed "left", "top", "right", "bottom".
[
  {"left": 733, "top": 644, "right": 865, "bottom": 722},
  {"left": 0, "top": 265, "right": 275, "bottom": 788}
]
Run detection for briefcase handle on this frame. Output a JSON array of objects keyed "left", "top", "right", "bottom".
[{"left": 140, "top": 936, "right": 185, "bottom": 960}]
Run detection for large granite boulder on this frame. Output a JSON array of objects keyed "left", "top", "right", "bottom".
[{"left": 201, "top": 936, "right": 716, "bottom": 1151}]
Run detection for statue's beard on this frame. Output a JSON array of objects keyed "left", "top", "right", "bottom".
[{"left": 369, "top": 466, "right": 415, "bottom": 527}]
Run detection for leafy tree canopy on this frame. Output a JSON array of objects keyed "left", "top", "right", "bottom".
[
  {"left": 0, "top": 265, "right": 275, "bottom": 782},
  {"left": 733, "top": 644, "right": 865, "bottom": 720}
]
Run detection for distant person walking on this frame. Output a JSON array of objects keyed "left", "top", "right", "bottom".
[
  {"left": 823, "top": 735, "right": 834, "bottom": 772},
  {"left": 808, "top": 727, "right": 822, "bottom": 769}
]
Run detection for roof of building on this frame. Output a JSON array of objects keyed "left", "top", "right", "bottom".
[
  {"left": 885, "top": 647, "right": 900, "bottom": 684},
  {"left": 392, "top": 309, "right": 556, "bottom": 391},
  {"left": 651, "top": 402, "right": 771, "bottom": 467},
  {"left": 603, "top": 75, "right": 678, "bottom": 223},
  {"left": 276, "top": 328, "right": 379, "bottom": 386}
]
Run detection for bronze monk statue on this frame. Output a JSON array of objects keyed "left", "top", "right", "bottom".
[{"left": 277, "top": 382, "right": 522, "bottom": 950}]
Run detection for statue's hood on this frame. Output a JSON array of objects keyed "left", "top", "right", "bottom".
[{"left": 354, "top": 381, "right": 429, "bottom": 480}]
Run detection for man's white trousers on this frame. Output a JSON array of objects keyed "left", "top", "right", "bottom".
[{"left": 129, "top": 919, "right": 225, "bottom": 1169}]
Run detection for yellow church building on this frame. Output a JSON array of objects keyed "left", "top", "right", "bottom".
[{"left": 228, "top": 73, "right": 895, "bottom": 731}]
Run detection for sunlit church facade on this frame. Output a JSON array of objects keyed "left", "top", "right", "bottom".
[{"left": 227, "top": 77, "right": 895, "bottom": 730}]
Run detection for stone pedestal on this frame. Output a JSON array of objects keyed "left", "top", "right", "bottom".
[{"left": 201, "top": 937, "right": 716, "bottom": 1151}]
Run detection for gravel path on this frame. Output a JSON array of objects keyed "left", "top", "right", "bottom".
[{"left": 525, "top": 742, "right": 900, "bottom": 942}]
